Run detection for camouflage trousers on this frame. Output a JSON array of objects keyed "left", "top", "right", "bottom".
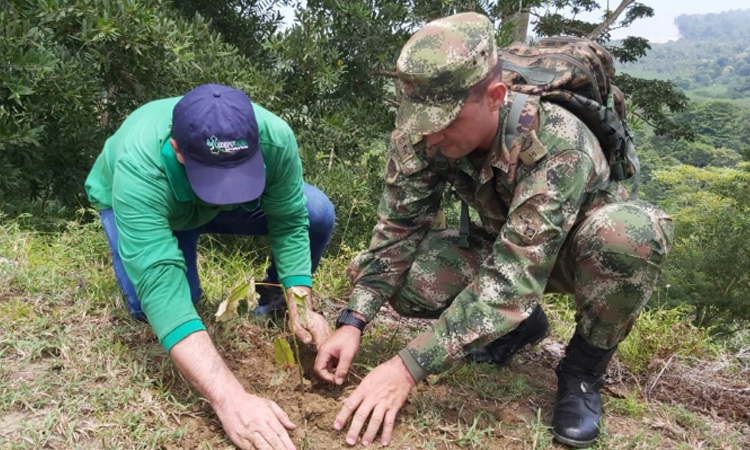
[{"left": 386, "top": 201, "right": 674, "bottom": 350}]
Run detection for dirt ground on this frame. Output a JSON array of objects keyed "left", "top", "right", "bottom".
[{"left": 158, "top": 304, "right": 750, "bottom": 450}]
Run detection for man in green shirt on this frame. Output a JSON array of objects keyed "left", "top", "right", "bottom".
[{"left": 86, "top": 83, "right": 334, "bottom": 450}]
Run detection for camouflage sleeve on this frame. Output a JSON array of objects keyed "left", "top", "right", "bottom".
[
  {"left": 404, "top": 134, "right": 602, "bottom": 378},
  {"left": 347, "top": 133, "right": 445, "bottom": 321}
]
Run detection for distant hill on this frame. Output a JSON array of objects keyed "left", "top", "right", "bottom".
[
  {"left": 674, "top": 9, "right": 750, "bottom": 41},
  {"left": 619, "top": 9, "right": 750, "bottom": 102}
]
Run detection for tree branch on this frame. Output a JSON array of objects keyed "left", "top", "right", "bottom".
[
  {"left": 384, "top": 97, "right": 400, "bottom": 108},
  {"left": 374, "top": 69, "right": 398, "bottom": 79},
  {"left": 588, "top": 0, "right": 634, "bottom": 40}
]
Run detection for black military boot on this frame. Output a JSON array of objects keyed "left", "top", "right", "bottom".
[
  {"left": 253, "top": 283, "right": 287, "bottom": 317},
  {"left": 552, "top": 333, "right": 617, "bottom": 448},
  {"left": 465, "top": 304, "right": 550, "bottom": 367}
]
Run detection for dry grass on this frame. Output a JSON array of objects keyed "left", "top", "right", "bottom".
[{"left": 1, "top": 218, "right": 749, "bottom": 449}]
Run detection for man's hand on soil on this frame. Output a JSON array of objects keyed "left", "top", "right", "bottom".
[
  {"left": 313, "top": 325, "right": 362, "bottom": 384},
  {"left": 215, "top": 391, "right": 297, "bottom": 450},
  {"left": 333, "top": 356, "right": 416, "bottom": 447}
]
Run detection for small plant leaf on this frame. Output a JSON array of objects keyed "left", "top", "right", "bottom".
[
  {"left": 215, "top": 298, "right": 239, "bottom": 322},
  {"left": 227, "top": 282, "right": 250, "bottom": 305},
  {"left": 290, "top": 286, "right": 308, "bottom": 308},
  {"left": 273, "top": 337, "right": 296, "bottom": 369},
  {"left": 290, "top": 286, "right": 308, "bottom": 326},
  {"left": 247, "top": 277, "right": 259, "bottom": 309},
  {"left": 215, "top": 280, "right": 250, "bottom": 322}
]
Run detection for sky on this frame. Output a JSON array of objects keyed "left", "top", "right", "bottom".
[{"left": 595, "top": 0, "right": 749, "bottom": 42}]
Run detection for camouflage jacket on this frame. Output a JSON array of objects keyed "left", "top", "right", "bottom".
[{"left": 348, "top": 92, "right": 628, "bottom": 378}]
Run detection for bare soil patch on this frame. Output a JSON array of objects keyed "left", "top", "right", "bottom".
[{"left": 157, "top": 308, "right": 750, "bottom": 449}]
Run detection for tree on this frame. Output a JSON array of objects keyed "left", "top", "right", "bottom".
[
  {"left": 0, "top": 0, "right": 276, "bottom": 212},
  {"left": 170, "top": 0, "right": 290, "bottom": 65},
  {"left": 655, "top": 164, "right": 750, "bottom": 333}
]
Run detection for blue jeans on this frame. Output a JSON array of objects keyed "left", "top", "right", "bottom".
[{"left": 100, "top": 184, "right": 335, "bottom": 319}]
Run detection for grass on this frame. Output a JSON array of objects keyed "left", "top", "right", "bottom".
[{"left": 1, "top": 215, "right": 749, "bottom": 449}]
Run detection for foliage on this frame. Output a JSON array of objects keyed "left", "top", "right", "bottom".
[
  {"left": 616, "top": 74, "right": 693, "bottom": 140},
  {"left": 635, "top": 100, "right": 750, "bottom": 180},
  {"left": 0, "top": 0, "right": 276, "bottom": 211},
  {"left": 674, "top": 9, "right": 750, "bottom": 42},
  {"left": 621, "top": 9, "right": 750, "bottom": 101},
  {"left": 1, "top": 0, "right": 696, "bottom": 222},
  {"left": 654, "top": 164, "right": 750, "bottom": 333},
  {"left": 3, "top": 0, "right": 749, "bottom": 335},
  {"left": 215, "top": 277, "right": 256, "bottom": 322},
  {"left": 617, "top": 306, "right": 718, "bottom": 373},
  {"left": 2, "top": 215, "right": 748, "bottom": 448},
  {"left": 215, "top": 277, "right": 308, "bottom": 384},
  {"left": 170, "top": 0, "right": 290, "bottom": 65},
  {"left": 673, "top": 100, "right": 750, "bottom": 155},
  {"left": 517, "top": 1, "right": 692, "bottom": 141}
]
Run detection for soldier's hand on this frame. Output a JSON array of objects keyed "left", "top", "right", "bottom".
[
  {"left": 215, "top": 390, "right": 296, "bottom": 450},
  {"left": 314, "top": 326, "right": 361, "bottom": 385},
  {"left": 333, "top": 356, "right": 415, "bottom": 447},
  {"left": 286, "top": 286, "right": 332, "bottom": 348}
]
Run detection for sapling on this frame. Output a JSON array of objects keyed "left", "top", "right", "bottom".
[{"left": 215, "top": 277, "right": 308, "bottom": 386}]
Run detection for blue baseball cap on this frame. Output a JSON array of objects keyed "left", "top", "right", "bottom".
[{"left": 172, "top": 84, "right": 265, "bottom": 205}]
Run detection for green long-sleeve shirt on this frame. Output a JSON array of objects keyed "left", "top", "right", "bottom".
[{"left": 85, "top": 96, "right": 310, "bottom": 352}]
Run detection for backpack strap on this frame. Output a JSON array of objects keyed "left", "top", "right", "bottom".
[
  {"left": 458, "top": 93, "right": 531, "bottom": 248},
  {"left": 505, "top": 93, "right": 529, "bottom": 151},
  {"left": 458, "top": 200, "right": 470, "bottom": 248}
]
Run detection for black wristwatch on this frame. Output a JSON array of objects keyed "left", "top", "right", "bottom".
[{"left": 336, "top": 309, "right": 367, "bottom": 333}]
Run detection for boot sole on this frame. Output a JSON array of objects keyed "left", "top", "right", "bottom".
[{"left": 552, "top": 431, "right": 596, "bottom": 448}]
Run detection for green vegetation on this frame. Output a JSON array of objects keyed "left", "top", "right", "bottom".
[
  {"left": 0, "top": 0, "right": 278, "bottom": 213},
  {"left": 4, "top": 219, "right": 745, "bottom": 448},
  {"left": 621, "top": 10, "right": 750, "bottom": 101},
  {"left": 2, "top": 0, "right": 750, "bottom": 448}
]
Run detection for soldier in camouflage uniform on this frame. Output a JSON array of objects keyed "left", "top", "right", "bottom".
[{"left": 314, "top": 12, "right": 673, "bottom": 448}]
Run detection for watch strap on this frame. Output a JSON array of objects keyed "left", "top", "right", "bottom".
[{"left": 336, "top": 309, "right": 367, "bottom": 333}]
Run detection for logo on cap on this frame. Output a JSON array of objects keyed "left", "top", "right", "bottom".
[{"left": 206, "top": 135, "right": 250, "bottom": 155}]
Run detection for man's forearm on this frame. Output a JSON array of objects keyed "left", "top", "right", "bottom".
[{"left": 169, "top": 330, "right": 245, "bottom": 410}]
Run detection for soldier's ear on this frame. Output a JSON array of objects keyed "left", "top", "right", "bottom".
[
  {"left": 486, "top": 81, "right": 507, "bottom": 111},
  {"left": 170, "top": 138, "right": 185, "bottom": 165}
]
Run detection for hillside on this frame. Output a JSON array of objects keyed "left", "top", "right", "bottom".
[
  {"left": 2, "top": 221, "right": 749, "bottom": 449},
  {"left": 620, "top": 9, "right": 750, "bottom": 101},
  {"left": 2, "top": 2, "right": 750, "bottom": 449}
]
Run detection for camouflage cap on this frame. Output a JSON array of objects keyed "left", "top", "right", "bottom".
[{"left": 395, "top": 12, "right": 498, "bottom": 135}]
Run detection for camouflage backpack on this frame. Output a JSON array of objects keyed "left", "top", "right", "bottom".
[{"left": 500, "top": 36, "right": 640, "bottom": 188}]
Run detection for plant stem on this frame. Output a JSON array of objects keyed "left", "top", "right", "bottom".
[{"left": 284, "top": 290, "right": 306, "bottom": 387}]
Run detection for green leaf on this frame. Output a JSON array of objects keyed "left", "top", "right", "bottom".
[
  {"left": 227, "top": 281, "right": 250, "bottom": 304},
  {"left": 215, "top": 280, "right": 250, "bottom": 322},
  {"left": 273, "top": 337, "right": 296, "bottom": 369}
]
